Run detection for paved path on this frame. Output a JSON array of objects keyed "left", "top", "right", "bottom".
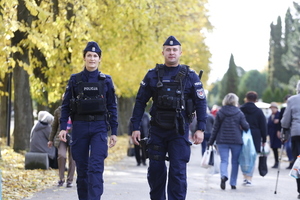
[{"left": 23, "top": 144, "right": 298, "bottom": 200}]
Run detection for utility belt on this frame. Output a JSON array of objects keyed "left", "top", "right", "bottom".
[{"left": 73, "top": 114, "right": 106, "bottom": 121}]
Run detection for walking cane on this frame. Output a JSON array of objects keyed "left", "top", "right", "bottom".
[{"left": 274, "top": 143, "right": 285, "bottom": 194}]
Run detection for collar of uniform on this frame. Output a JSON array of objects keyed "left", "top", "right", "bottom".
[{"left": 83, "top": 68, "right": 99, "bottom": 79}]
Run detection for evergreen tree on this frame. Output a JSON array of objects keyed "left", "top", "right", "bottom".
[{"left": 219, "top": 54, "right": 239, "bottom": 101}]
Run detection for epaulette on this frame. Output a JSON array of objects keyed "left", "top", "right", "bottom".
[{"left": 149, "top": 68, "right": 155, "bottom": 71}]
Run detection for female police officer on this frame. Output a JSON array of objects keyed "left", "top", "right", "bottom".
[
  {"left": 131, "top": 36, "right": 207, "bottom": 200},
  {"left": 59, "top": 41, "right": 118, "bottom": 200}
]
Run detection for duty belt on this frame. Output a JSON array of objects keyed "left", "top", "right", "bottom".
[{"left": 73, "top": 114, "right": 106, "bottom": 121}]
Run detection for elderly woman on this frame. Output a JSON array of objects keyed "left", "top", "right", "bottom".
[
  {"left": 281, "top": 80, "right": 300, "bottom": 199},
  {"left": 208, "top": 93, "right": 249, "bottom": 190},
  {"left": 30, "top": 111, "right": 57, "bottom": 168}
]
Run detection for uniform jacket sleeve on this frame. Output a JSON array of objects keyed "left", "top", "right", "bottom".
[
  {"left": 189, "top": 71, "right": 207, "bottom": 131},
  {"left": 105, "top": 76, "right": 118, "bottom": 135},
  {"left": 60, "top": 75, "right": 74, "bottom": 131},
  {"left": 131, "top": 71, "right": 153, "bottom": 131}
]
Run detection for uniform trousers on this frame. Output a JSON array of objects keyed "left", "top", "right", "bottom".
[
  {"left": 58, "top": 141, "right": 76, "bottom": 184},
  {"left": 147, "top": 125, "right": 191, "bottom": 200},
  {"left": 71, "top": 120, "right": 108, "bottom": 200}
]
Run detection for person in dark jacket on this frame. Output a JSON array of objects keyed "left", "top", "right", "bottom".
[
  {"left": 128, "top": 112, "right": 150, "bottom": 166},
  {"left": 268, "top": 102, "right": 282, "bottom": 169},
  {"left": 208, "top": 93, "right": 249, "bottom": 190},
  {"left": 240, "top": 91, "right": 267, "bottom": 186}
]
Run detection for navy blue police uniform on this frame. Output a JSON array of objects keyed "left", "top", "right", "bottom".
[
  {"left": 131, "top": 36, "right": 207, "bottom": 200},
  {"left": 60, "top": 42, "right": 118, "bottom": 200}
]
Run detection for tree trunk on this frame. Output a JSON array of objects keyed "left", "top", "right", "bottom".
[
  {"left": 117, "top": 97, "right": 135, "bottom": 135},
  {"left": 10, "top": 0, "right": 34, "bottom": 152},
  {"left": 0, "top": 74, "right": 8, "bottom": 138},
  {"left": 12, "top": 63, "right": 33, "bottom": 152}
]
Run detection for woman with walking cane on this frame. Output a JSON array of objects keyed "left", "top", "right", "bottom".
[{"left": 281, "top": 80, "right": 300, "bottom": 199}]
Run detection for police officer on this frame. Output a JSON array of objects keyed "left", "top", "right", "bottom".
[
  {"left": 59, "top": 41, "right": 118, "bottom": 200},
  {"left": 131, "top": 36, "right": 207, "bottom": 200}
]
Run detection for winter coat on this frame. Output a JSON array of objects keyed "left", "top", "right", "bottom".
[
  {"left": 208, "top": 105, "right": 249, "bottom": 145},
  {"left": 281, "top": 94, "right": 300, "bottom": 138},
  {"left": 240, "top": 102, "right": 267, "bottom": 152},
  {"left": 267, "top": 111, "right": 282, "bottom": 148},
  {"left": 30, "top": 121, "right": 56, "bottom": 159},
  {"left": 49, "top": 106, "right": 62, "bottom": 148}
]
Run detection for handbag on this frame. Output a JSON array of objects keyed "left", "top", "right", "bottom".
[
  {"left": 258, "top": 147, "right": 268, "bottom": 177},
  {"left": 239, "top": 129, "right": 257, "bottom": 174},
  {"left": 127, "top": 146, "right": 135, "bottom": 157},
  {"left": 201, "top": 146, "right": 214, "bottom": 168}
]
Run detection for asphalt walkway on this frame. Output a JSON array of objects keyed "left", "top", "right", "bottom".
[{"left": 23, "top": 144, "right": 298, "bottom": 200}]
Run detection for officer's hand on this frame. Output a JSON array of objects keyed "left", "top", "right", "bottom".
[
  {"left": 193, "top": 130, "right": 204, "bottom": 145},
  {"left": 132, "top": 131, "right": 141, "bottom": 145},
  {"left": 109, "top": 135, "right": 117, "bottom": 148},
  {"left": 48, "top": 141, "right": 53, "bottom": 148},
  {"left": 59, "top": 130, "right": 67, "bottom": 142}
]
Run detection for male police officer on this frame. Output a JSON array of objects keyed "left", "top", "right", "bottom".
[
  {"left": 59, "top": 41, "right": 118, "bottom": 200},
  {"left": 131, "top": 36, "right": 207, "bottom": 200}
]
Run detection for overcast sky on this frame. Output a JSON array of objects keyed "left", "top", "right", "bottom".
[{"left": 205, "top": 0, "right": 299, "bottom": 84}]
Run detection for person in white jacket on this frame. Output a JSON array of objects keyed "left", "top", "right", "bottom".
[{"left": 281, "top": 80, "right": 300, "bottom": 199}]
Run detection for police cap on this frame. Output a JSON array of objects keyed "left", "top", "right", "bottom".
[
  {"left": 163, "top": 36, "right": 181, "bottom": 46},
  {"left": 84, "top": 41, "right": 102, "bottom": 53}
]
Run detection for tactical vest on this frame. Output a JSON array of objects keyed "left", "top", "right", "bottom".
[
  {"left": 155, "top": 64, "right": 188, "bottom": 110},
  {"left": 154, "top": 64, "right": 188, "bottom": 130},
  {"left": 70, "top": 72, "right": 106, "bottom": 115}
]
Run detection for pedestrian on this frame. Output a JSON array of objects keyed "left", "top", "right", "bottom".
[
  {"left": 281, "top": 80, "right": 300, "bottom": 199},
  {"left": 58, "top": 41, "right": 118, "bottom": 200},
  {"left": 278, "top": 94, "right": 293, "bottom": 169},
  {"left": 267, "top": 102, "right": 282, "bottom": 169},
  {"left": 30, "top": 111, "right": 58, "bottom": 169},
  {"left": 190, "top": 108, "right": 214, "bottom": 155},
  {"left": 240, "top": 91, "right": 267, "bottom": 186},
  {"left": 48, "top": 101, "right": 76, "bottom": 188},
  {"left": 128, "top": 112, "right": 150, "bottom": 166},
  {"left": 207, "top": 93, "right": 249, "bottom": 190},
  {"left": 131, "top": 35, "right": 207, "bottom": 200}
]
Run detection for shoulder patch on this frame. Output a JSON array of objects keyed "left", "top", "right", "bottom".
[
  {"left": 196, "top": 88, "right": 206, "bottom": 99},
  {"left": 194, "top": 81, "right": 202, "bottom": 86}
]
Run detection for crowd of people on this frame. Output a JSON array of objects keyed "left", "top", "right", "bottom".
[{"left": 27, "top": 37, "right": 300, "bottom": 200}]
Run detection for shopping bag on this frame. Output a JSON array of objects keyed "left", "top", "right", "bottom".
[
  {"left": 201, "top": 146, "right": 214, "bottom": 168},
  {"left": 239, "top": 129, "right": 257, "bottom": 174},
  {"left": 289, "top": 155, "right": 300, "bottom": 178},
  {"left": 209, "top": 146, "right": 220, "bottom": 174},
  {"left": 258, "top": 147, "right": 268, "bottom": 177}
]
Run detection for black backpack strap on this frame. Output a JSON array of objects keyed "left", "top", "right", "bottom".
[
  {"left": 175, "top": 65, "right": 189, "bottom": 82},
  {"left": 155, "top": 64, "right": 164, "bottom": 88}
]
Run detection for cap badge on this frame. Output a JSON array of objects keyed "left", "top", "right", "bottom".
[
  {"left": 170, "top": 40, "right": 173, "bottom": 45},
  {"left": 92, "top": 47, "right": 95, "bottom": 52}
]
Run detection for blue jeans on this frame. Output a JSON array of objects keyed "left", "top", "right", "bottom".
[{"left": 217, "top": 143, "right": 242, "bottom": 186}]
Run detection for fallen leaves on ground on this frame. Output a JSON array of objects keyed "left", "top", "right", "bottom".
[{"left": 0, "top": 135, "right": 128, "bottom": 200}]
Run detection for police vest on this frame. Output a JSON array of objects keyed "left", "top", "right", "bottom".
[
  {"left": 71, "top": 72, "right": 106, "bottom": 115},
  {"left": 155, "top": 64, "right": 188, "bottom": 110}
]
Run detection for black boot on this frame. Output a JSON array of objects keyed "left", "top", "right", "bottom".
[
  {"left": 220, "top": 176, "right": 228, "bottom": 190},
  {"left": 286, "top": 162, "right": 293, "bottom": 169},
  {"left": 272, "top": 162, "right": 279, "bottom": 168}
]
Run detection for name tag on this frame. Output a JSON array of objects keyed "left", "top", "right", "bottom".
[{"left": 83, "top": 87, "right": 98, "bottom": 91}]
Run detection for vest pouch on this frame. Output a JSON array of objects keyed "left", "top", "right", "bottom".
[
  {"left": 155, "top": 110, "right": 176, "bottom": 129},
  {"left": 76, "top": 98, "right": 106, "bottom": 115}
]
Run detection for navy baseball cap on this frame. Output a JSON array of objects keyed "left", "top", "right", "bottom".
[
  {"left": 163, "top": 36, "right": 181, "bottom": 46},
  {"left": 83, "top": 41, "right": 102, "bottom": 53}
]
